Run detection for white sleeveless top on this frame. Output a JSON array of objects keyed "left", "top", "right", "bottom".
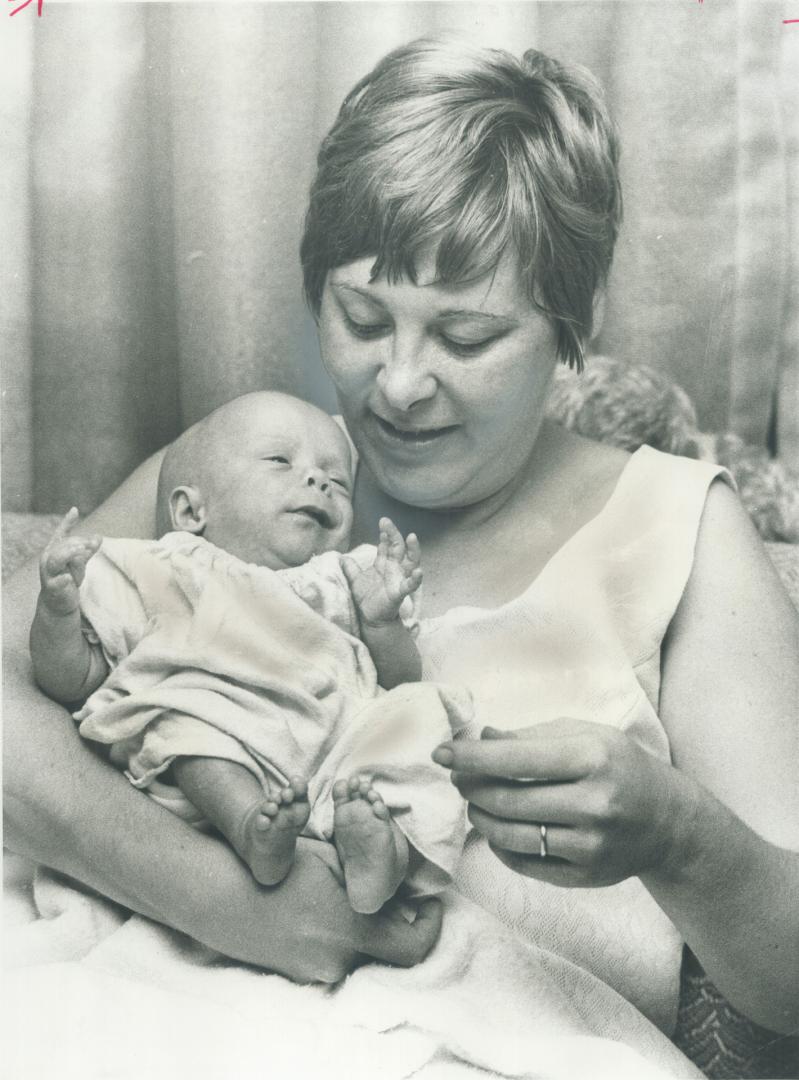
[{"left": 415, "top": 445, "right": 729, "bottom": 1034}]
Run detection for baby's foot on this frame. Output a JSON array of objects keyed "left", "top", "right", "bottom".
[
  {"left": 238, "top": 778, "right": 310, "bottom": 886},
  {"left": 333, "top": 776, "right": 409, "bottom": 914}
]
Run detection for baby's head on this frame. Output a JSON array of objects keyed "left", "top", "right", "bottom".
[{"left": 156, "top": 392, "right": 355, "bottom": 569}]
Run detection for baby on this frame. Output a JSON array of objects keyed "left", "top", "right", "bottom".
[{"left": 30, "top": 392, "right": 470, "bottom": 914}]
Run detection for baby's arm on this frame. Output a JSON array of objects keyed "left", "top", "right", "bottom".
[
  {"left": 343, "top": 518, "right": 423, "bottom": 689},
  {"left": 30, "top": 508, "right": 109, "bottom": 704}
]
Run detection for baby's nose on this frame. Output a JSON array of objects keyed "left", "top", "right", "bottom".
[{"left": 306, "top": 471, "right": 330, "bottom": 493}]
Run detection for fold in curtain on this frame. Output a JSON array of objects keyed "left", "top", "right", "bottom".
[{"left": 2, "top": 0, "right": 797, "bottom": 514}]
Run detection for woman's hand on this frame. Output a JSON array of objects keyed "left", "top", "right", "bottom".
[
  {"left": 433, "top": 718, "right": 685, "bottom": 888},
  {"left": 198, "top": 835, "right": 443, "bottom": 983}
]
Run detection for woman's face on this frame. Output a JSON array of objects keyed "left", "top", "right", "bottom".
[{"left": 318, "top": 249, "right": 560, "bottom": 510}]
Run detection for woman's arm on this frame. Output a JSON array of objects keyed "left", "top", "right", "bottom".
[
  {"left": 4, "top": 450, "right": 442, "bottom": 978},
  {"left": 644, "top": 480, "right": 799, "bottom": 1032}
]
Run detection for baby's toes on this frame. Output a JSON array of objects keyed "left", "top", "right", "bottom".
[
  {"left": 351, "top": 775, "right": 372, "bottom": 799},
  {"left": 254, "top": 801, "right": 281, "bottom": 830},
  {"left": 332, "top": 779, "right": 350, "bottom": 804},
  {"left": 286, "top": 776, "right": 308, "bottom": 801},
  {"left": 363, "top": 786, "right": 390, "bottom": 819}
]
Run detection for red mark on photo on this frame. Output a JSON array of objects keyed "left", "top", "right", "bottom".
[{"left": 9, "top": 0, "right": 43, "bottom": 17}]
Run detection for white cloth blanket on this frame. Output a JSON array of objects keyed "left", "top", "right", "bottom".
[{"left": 3, "top": 854, "right": 700, "bottom": 1080}]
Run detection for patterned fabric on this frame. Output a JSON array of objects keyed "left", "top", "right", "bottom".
[{"left": 674, "top": 949, "right": 799, "bottom": 1079}]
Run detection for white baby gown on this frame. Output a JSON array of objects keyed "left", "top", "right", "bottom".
[{"left": 74, "top": 533, "right": 472, "bottom": 896}]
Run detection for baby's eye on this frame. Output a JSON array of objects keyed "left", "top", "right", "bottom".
[
  {"left": 265, "top": 455, "right": 289, "bottom": 465},
  {"left": 344, "top": 315, "right": 391, "bottom": 340}
]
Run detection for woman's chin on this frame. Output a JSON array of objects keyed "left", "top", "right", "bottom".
[
  {"left": 360, "top": 454, "right": 480, "bottom": 512},
  {"left": 349, "top": 420, "right": 465, "bottom": 507}
]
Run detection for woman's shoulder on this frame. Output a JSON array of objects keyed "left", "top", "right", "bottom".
[
  {"left": 537, "top": 424, "right": 728, "bottom": 517},
  {"left": 82, "top": 449, "right": 165, "bottom": 539},
  {"left": 558, "top": 427, "right": 631, "bottom": 494},
  {"left": 517, "top": 426, "right": 731, "bottom": 586}
]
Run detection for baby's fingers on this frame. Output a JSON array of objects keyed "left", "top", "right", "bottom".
[
  {"left": 379, "top": 517, "right": 406, "bottom": 561},
  {"left": 397, "top": 566, "right": 423, "bottom": 598},
  {"left": 401, "top": 532, "right": 421, "bottom": 573},
  {"left": 340, "top": 554, "right": 361, "bottom": 588},
  {"left": 68, "top": 536, "right": 102, "bottom": 586},
  {"left": 52, "top": 506, "right": 80, "bottom": 541},
  {"left": 42, "top": 535, "right": 100, "bottom": 582},
  {"left": 45, "top": 571, "right": 78, "bottom": 597},
  {"left": 43, "top": 536, "right": 88, "bottom": 574}
]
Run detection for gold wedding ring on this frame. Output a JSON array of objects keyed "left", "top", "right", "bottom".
[{"left": 539, "top": 824, "right": 548, "bottom": 859}]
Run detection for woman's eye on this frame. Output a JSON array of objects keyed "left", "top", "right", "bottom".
[
  {"left": 344, "top": 315, "right": 390, "bottom": 340},
  {"left": 440, "top": 334, "right": 497, "bottom": 357}
]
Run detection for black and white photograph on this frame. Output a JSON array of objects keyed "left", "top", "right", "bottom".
[{"left": 2, "top": 2, "right": 798, "bottom": 1078}]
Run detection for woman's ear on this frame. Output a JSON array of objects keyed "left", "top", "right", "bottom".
[{"left": 169, "top": 486, "right": 207, "bottom": 534}]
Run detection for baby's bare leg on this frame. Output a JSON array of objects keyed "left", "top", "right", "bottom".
[
  {"left": 173, "top": 757, "right": 309, "bottom": 886},
  {"left": 332, "top": 776, "right": 409, "bottom": 914}
]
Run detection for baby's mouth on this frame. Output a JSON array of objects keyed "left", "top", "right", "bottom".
[{"left": 291, "top": 505, "right": 335, "bottom": 529}]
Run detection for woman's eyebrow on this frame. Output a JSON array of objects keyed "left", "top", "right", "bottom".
[
  {"left": 332, "top": 284, "right": 517, "bottom": 325},
  {"left": 436, "top": 308, "right": 517, "bottom": 324},
  {"left": 332, "top": 284, "right": 384, "bottom": 304}
]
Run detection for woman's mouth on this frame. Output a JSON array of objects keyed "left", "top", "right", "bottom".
[{"left": 371, "top": 412, "right": 458, "bottom": 448}]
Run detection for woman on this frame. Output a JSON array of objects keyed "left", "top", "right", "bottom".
[{"left": 5, "top": 34, "right": 798, "bottom": 1049}]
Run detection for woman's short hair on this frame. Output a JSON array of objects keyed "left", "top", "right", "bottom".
[{"left": 301, "top": 36, "right": 622, "bottom": 370}]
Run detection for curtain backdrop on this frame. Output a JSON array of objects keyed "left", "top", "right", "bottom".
[{"left": 2, "top": 0, "right": 798, "bottom": 513}]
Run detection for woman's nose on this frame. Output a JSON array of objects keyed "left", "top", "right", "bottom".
[{"left": 376, "top": 338, "right": 436, "bottom": 412}]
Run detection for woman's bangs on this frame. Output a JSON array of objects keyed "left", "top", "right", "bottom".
[{"left": 366, "top": 152, "right": 522, "bottom": 291}]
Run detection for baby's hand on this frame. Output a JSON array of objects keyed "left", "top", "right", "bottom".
[
  {"left": 343, "top": 517, "right": 422, "bottom": 627},
  {"left": 39, "top": 507, "right": 102, "bottom": 616}
]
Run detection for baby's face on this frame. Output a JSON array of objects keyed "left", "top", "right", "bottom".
[{"left": 201, "top": 399, "right": 355, "bottom": 569}]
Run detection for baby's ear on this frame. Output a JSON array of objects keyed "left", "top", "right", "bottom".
[{"left": 169, "top": 486, "right": 207, "bottom": 534}]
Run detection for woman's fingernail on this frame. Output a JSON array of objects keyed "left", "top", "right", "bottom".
[
  {"left": 481, "top": 726, "right": 502, "bottom": 738},
  {"left": 432, "top": 745, "right": 454, "bottom": 767}
]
